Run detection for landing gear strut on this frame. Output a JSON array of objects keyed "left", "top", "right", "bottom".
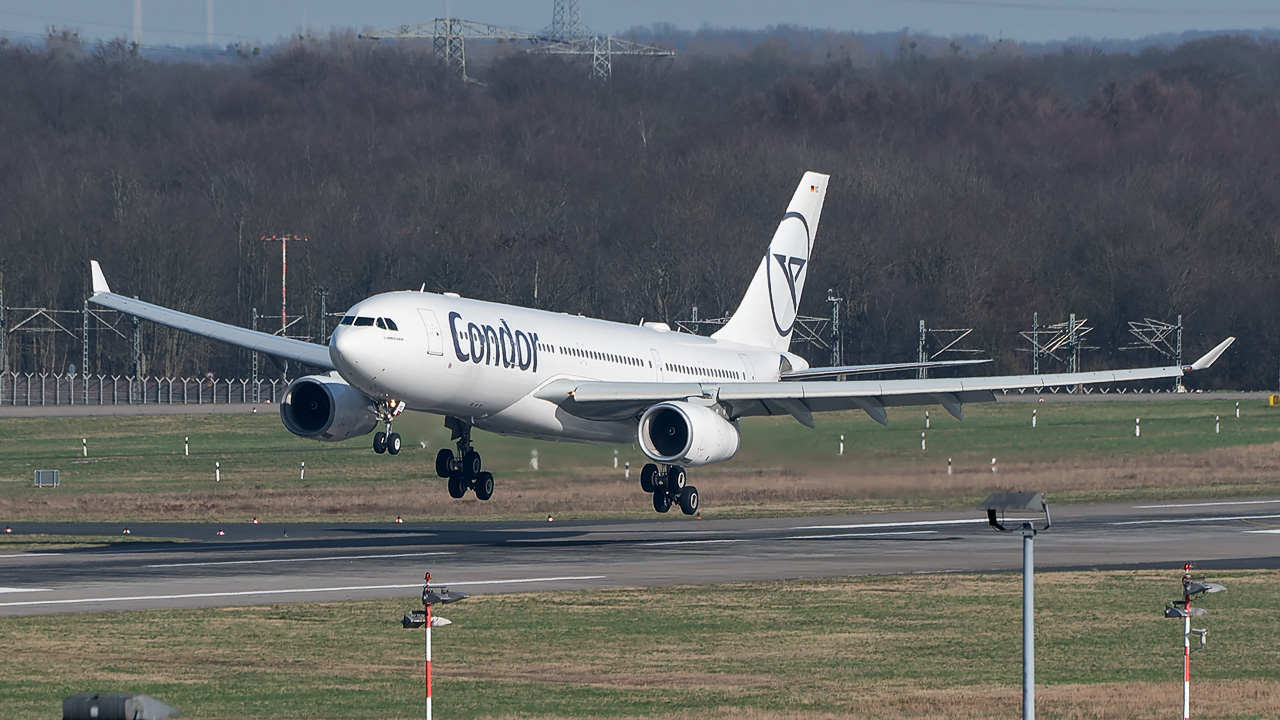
[
  {"left": 372, "top": 400, "right": 406, "bottom": 455},
  {"left": 434, "top": 417, "right": 494, "bottom": 501},
  {"left": 640, "top": 462, "right": 698, "bottom": 516}
]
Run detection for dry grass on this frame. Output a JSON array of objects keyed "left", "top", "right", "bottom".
[{"left": 6, "top": 440, "right": 1280, "bottom": 523}]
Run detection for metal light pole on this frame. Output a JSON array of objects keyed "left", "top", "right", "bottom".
[
  {"left": 980, "top": 492, "right": 1051, "bottom": 720},
  {"left": 1163, "top": 563, "right": 1225, "bottom": 720},
  {"left": 401, "top": 572, "right": 468, "bottom": 720}
]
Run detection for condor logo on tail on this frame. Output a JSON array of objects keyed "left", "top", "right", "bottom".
[{"left": 766, "top": 211, "right": 811, "bottom": 336}]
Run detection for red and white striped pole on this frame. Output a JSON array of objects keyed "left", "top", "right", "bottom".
[
  {"left": 1183, "top": 565, "right": 1192, "bottom": 720},
  {"left": 424, "top": 573, "right": 433, "bottom": 720}
]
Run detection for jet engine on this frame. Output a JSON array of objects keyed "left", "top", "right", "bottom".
[
  {"left": 280, "top": 374, "right": 377, "bottom": 442},
  {"left": 638, "top": 401, "right": 741, "bottom": 467}
]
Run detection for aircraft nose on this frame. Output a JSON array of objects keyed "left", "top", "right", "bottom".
[{"left": 330, "top": 326, "right": 373, "bottom": 377}]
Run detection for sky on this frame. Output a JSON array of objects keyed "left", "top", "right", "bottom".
[{"left": 0, "top": 0, "right": 1278, "bottom": 47}]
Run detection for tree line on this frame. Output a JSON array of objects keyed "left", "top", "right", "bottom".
[{"left": 0, "top": 31, "right": 1276, "bottom": 387}]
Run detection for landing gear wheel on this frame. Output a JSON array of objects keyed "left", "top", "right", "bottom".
[
  {"left": 387, "top": 433, "right": 402, "bottom": 455},
  {"left": 461, "top": 450, "right": 482, "bottom": 479},
  {"left": 447, "top": 472, "right": 467, "bottom": 499},
  {"left": 474, "top": 471, "right": 494, "bottom": 501},
  {"left": 435, "top": 449, "right": 454, "bottom": 478},
  {"left": 678, "top": 485, "right": 699, "bottom": 515},
  {"left": 667, "top": 466, "right": 687, "bottom": 490},
  {"left": 653, "top": 489, "right": 672, "bottom": 513},
  {"left": 640, "top": 463, "right": 659, "bottom": 493},
  {"left": 373, "top": 431, "right": 387, "bottom": 454}
]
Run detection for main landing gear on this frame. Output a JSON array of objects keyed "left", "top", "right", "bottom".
[
  {"left": 372, "top": 400, "right": 406, "bottom": 456},
  {"left": 434, "top": 417, "right": 494, "bottom": 501},
  {"left": 639, "top": 463, "right": 699, "bottom": 515}
]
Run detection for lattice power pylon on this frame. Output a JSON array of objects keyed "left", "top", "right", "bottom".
[
  {"left": 1121, "top": 315, "right": 1183, "bottom": 390},
  {"left": 1020, "top": 312, "right": 1096, "bottom": 374},
  {"left": 361, "top": 0, "right": 673, "bottom": 80}
]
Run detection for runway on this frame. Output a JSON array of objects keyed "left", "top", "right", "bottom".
[{"left": 1, "top": 498, "right": 1278, "bottom": 616}]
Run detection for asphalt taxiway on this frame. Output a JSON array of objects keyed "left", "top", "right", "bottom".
[{"left": 1, "top": 499, "right": 1277, "bottom": 616}]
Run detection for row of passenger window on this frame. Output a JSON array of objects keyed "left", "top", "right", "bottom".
[
  {"left": 665, "top": 362, "right": 742, "bottom": 380},
  {"left": 339, "top": 315, "right": 399, "bottom": 331},
  {"left": 559, "top": 346, "right": 648, "bottom": 368}
]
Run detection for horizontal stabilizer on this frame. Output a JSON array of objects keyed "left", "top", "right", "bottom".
[{"left": 783, "top": 358, "right": 990, "bottom": 381}]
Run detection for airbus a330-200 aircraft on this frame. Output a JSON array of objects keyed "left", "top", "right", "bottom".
[{"left": 88, "top": 172, "right": 1235, "bottom": 516}]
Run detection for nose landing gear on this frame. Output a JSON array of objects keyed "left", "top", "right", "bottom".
[
  {"left": 640, "top": 462, "right": 698, "bottom": 515},
  {"left": 434, "top": 417, "right": 494, "bottom": 501},
  {"left": 372, "top": 400, "right": 406, "bottom": 455}
]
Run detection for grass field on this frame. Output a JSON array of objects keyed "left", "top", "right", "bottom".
[
  {"left": 2, "top": 398, "right": 1279, "bottom": 523},
  {"left": 1, "top": 569, "right": 1276, "bottom": 719}
]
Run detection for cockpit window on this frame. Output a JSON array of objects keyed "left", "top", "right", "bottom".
[
  {"left": 354, "top": 316, "right": 375, "bottom": 327},
  {"left": 384, "top": 318, "right": 398, "bottom": 331},
  {"left": 375, "top": 318, "right": 387, "bottom": 329},
  {"left": 339, "top": 316, "right": 355, "bottom": 326}
]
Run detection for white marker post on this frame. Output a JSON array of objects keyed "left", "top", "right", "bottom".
[
  {"left": 300, "top": 462, "right": 306, "bottom": 480},
  {"left": 1136, "top": 418, "right": 1141, "bottom": 438},
  {"left": 185, "top": 436, "right": 189, "bottom": 457},
  {"left": 530, "top": 449, "right": 539, "bottom": 471},
  {"left": 82, "top": 438, "right": 87, "bottom": 457},
  {"left": 1032, "top": 409, "right": 1037, "bottom": 428},
  {"left": 947, "top": 458, "right": 953, "bottom": 475},
  {"left": 215, "top": 461, "right": 221, "bottom": 482},
  {"left": 1215, "top": 416, "right": 1220, "bottom": 434},
  {"left": 925, "top": 410, "right": 930, "bottom": 429},
  {"left": 991, "top": 458, "right": 998, "bottom": 473},
  {"left": 921, "top": 432, "right": 926, "bottom": 451},
  {"left": 838, "top": 434, "right": 845, "bottom": 457},
  {"left": 613, "top": 450, "right": 618, "bottom": 469},
  {"left": 624, "top": 461, "right": 630, "bottom": 480},
  {"left": 1235, "top": 402, "right": 1240, "bottom": 419}
]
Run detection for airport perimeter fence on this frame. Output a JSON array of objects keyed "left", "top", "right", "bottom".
[{"left": 0, "top": 371, "right": 284, "bottom": 406}]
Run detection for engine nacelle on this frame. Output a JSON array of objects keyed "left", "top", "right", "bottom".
[
  {"left": 280, "top": 374, "right": 377, "bottom": 442},
  {"left": 638, "top": 401, "right": 741, "bottom": 467}
]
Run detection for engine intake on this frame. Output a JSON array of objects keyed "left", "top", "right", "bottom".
[
  {"left": 638, "top": 401, "right": 740, "bottom": 467},
  {"left": 280, "top": 374, "right": 377, "bottom": 442}
]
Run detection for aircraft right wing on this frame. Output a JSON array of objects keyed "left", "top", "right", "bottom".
[
  {"left": 88, "top": 260, "right": 335, "bottom": 371},
  {"left": 535, "top": 337, "right": 1236, "bottom": 427}
]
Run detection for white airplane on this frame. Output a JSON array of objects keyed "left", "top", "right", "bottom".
[{"left": 88, "top": 172, "right": 1235, "bottom": 515}]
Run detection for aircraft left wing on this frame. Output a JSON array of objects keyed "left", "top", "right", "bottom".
[
  {"left": 535, "top": 337, "right": 1236, "bottom": 428},
  {"left": 88, "top": 260, "right": 335, "bottom": 371}
]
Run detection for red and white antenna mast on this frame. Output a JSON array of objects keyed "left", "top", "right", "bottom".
[{"left": 259, "top": 234, "right": 307, "bottom": 336}]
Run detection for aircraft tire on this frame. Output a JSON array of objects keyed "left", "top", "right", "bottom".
[
  {"left": 387, "top": 433, "right": 402, "bottom": 455},
  {"left": 474, "top": 471, "right": 494, "bottom": 501},
  {"left": 435, "top": 449, "right": 454, "bottom": 478},
  {"left": 462, "top": 450, "right": 482, "bottom": 479},
  {"left": 668, "top": 466, "right": 687, "bottom": 490},
  {"left": 373, "top": 431, "right": 387, "bottom": 454},
  {"left": 678, "top": 486, "right": 699, "bottom": 515},
  {"left": 640, "top": 463, "right": 659, "bottom": 493},
  {"left": 447, "top": 472, "right": 467, "bottom": 499},
  {"left": 653, "top": 490, "right": 672, "bottom": 513}
]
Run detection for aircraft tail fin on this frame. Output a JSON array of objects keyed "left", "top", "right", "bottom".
[{"left": 712, "top": 171, "right": 829, "bottom": 352}]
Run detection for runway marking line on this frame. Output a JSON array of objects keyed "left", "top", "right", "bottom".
[
  {"left": 1133, "top": 500, "right": 1280, "bottom": 509},
  {"left": 0, "top": 575, "right": 607, "bottom": 608},
  {"left": 1112, "top": 514, "right": 1280, "bottom": 526},
  {"left": 147, "top": 551, "right": 453, "bottom": 568},
  {"left": 644, "top": 530, "right": 937, "bottom": 546},
  {"left": 793, "top": 519, "right": 987, "bottom": 530},
  {"left": 0, "top": 587, "right": 50, "bottom": 594}
]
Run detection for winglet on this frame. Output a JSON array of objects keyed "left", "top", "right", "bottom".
[
  {"left": 1187, "top": 337, "right": 1235, "bottom": 371},
  {"left": 90, "top": 260, "right": 111, "bottom": 294}
]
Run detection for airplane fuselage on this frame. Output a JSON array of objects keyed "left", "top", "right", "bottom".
[{"left": 329, "top": 291, "right": 792, "bottom": 445}]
